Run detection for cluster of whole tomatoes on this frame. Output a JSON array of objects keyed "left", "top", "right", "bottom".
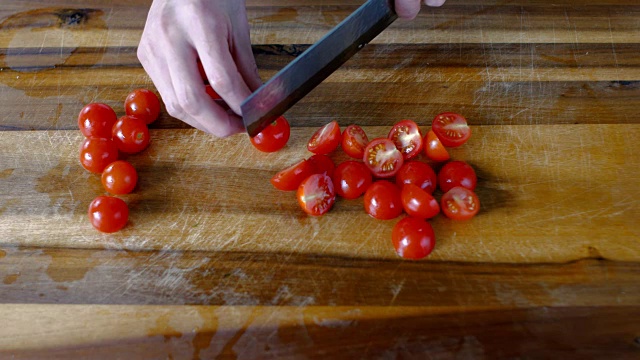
[
  {"left": 252, "top": 112, "right": 479, "bottom": 260},
  {"left": 77, "top": 89, "right": 160, "bottom": 233}
]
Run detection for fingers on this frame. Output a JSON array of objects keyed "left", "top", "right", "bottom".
[
  {"left": 424, "top": 0, "right": 446, "bottom": 7},
  {"left": 395, "top": 0, "right": 421, "bottom": 20},
  {"left": 230, "top": 6, "right": 263, "bottom": 92}
]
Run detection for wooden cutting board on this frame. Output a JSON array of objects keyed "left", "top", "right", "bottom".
[{"left": 1, "top": 0, "right": 639, "bottom": 358}]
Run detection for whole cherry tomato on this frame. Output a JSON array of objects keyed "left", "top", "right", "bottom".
[
  {"left": 392, "top": 217, "right": 435, "bottom": 260},
  {"left": 205, "top": 85, "right": 222, "bottom": 100},
  {"left": 297, "top": 173, "right": 336, "bottom": 216},
  {"left": 400, "top": 183, "right": 440, "bottom": 219},
  {"left": 88, "top": 195, "right": 129, "bottom": 233},
  {"left": 341, "top": 124, "right": 369, "bottom": 159},
  {"left": 250, "top": 116, "right": 290, "bottom": 153},
  {"left": 441, "top": 186, "right": 480, "bottom": 221},
  {"left": 424, "top": 130, "right": 450, "bottom": 162},
  {"left": 79, "top": 137, "right": 119, "bottom": 173},
  {"left": 363, "top": 180, "right": 403, "bottom": 220},
  {"left": 78, "top": 103, "right": 118, "bottom": 139},
  {"left": 396, "top": 161, "right": 437, "bottom": 194},
  {"left": 101, "top": 160, "right": 138, "bottom": 195},
  {"left": 112, "top": 115, "right": 150, "bottom": 154},
  {"left": 332, "top": 161, "right": 372, "bottom": 199},
  {"left": 388, "top": 119, "right": 423, "bottom": 160},
  {"left": 308, "top": 154, "right": 335, "bottom": 177},
  {"left": 431, "top": 112, "right": 471, "bottom": 148},
  {"left": 124, "top": 88, "right": 161, "bottom": 124},
  {"left": 363, "top": 138, "right": 404, "bottom": 178},
  {"left": 308, "top": 120, "right": 341, "bottom": 155},
  {"left": 438, "top": 160, "right": 477, "bottom": 193},
  {"left": 271, "top": 159, "right": 315, "bottom": 191}
]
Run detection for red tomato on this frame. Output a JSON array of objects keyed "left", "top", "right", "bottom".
[
  {"left": 424, "top": 130, "right": 450, "bottom": 162},
  {"left": 441, "top": 186, "right": 480, "bottom": 221},
  {"left": 124, "top": 88, "right": 161, "bottom": 124},
  {"left": 101, "top": 160, "right": 138, "bottom": 195},
  {"left": 112, "top": 115, "right": 151, "bottom": 154},
  {"left": 88, "top": 196, "right": 129, "bottom": 233},
  {"left": 392, "top": 217, "right": 435, "bottom": 260},
  {"left": 400, "top": 184, "right": 440, "bottom": 219},
  {"left": 297, "top": 173, "right": 336, "bottom": 216},
  {"left": 250, "top": 116, "right": 290, "bottom": 153},
  {"left": 388, "top": 119, "right": 423, "bottom": 160},
  {"left": 363, "top": 180, "right": 403, "bottom": 220},
  {"left": 271, "top": 159, "right": 315, "bottom": 191},
  {"left": 432, "top": 112, "right": 471, "bottom": 147},
  {"left": 395, "top": 161, "right": 437, "bottom": 194},
  {"left": 332, "top": 161, "right": 372, "bottom": 199},
  {"left": 307, "top": 120, "right": 341, "bottom": 155},
  {"left": 308, "top": 154, "right": 335, "bottom": 177},
  {"left": 79, "top": 137, "right": 119, "bottom": 173},
  {"left": 341, "top": 124, "right": 369, "bottom": 159},
  {"left": 197, "top": 59, "right": 208, "bottom": 83},
  {"left": 77, "top": 103, "right": 118, "bottom": 139},
  {"left": 438, "top": 160, "right": 477, "bottom": 193},
  {"left": 363, "top": 138, "right": 404, "bottom": 178},
  {"left": 205, "top": 85, "right": 222, "bottom": 100}
]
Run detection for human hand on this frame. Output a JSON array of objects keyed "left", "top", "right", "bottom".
[
  {"left": 395, "top": 0, "right": 447, "bottom": 20},
  {"left": 137, "top": 0, "right": 261, "bottom": 137}
]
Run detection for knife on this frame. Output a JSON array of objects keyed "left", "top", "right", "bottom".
[{"left": 241, "top": 0, "right": 398, "bottom": 137}]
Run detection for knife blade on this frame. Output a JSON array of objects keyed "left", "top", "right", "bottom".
[{"left": 241, "top": 0, "right": 398, "bottom": 137}]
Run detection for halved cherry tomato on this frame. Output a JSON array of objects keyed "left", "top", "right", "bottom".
[
  {"left": 79, "top": 137, "right": 119, "bottom": 173},
  {"left": 205, "top": 85, "right": 222, "bottom": 100},
  {"left": 124, "top": 88, "right": 161, "bottom": 124},
  {"left": 363, "top": 138, "right": 404, "bottom": 178},
  {"left": 308, "top": 154, "right": 335, "bottom": 177},
  {"left": 363, "top": 180, "right": 403, "bottom": 220},
  {"left": 392, "top": 217, "right": 435, "bottom": 260},
  {"left": 88, "top": 195, "right": 129, "bottom": 233},
  {"left": 432, "top": 112, "right": 471, "bottom": 148},
  {"left": 396, "top": 161, "right": 437, "bottom": 194},
  {"left": 308, "top": 120, "right": 341, "bottom": 155},
  {"left": 297, "top": 173, "right": 336, "bottom": 216},
  {"left": 112, "top": 115, "right": 150, "bottom": 154},
  {"left": 271, "top": 159, "right": 315, "bottom": 191},
  {"left": 441, "top": 186, "right": 480, "bottom": 221},
  {"left": 388, "top": 119, "right": 423, "bottom": 160},
  {"left": 78, "top": 103, "right": 118, "bottom": 139},
  {"left": 400, "top": 184, "right": 440, "bottom": 219},
  {"left": 424, "top": 130, "right": 450, "bottom": 162},
  {"left": 438, "top": 160, "right": 477, "bottom": 193},
  {"left": 332, "top": 161, "right": 372, "bottom": 199},
  {"left": 250, "top": 116, "right": 290, "bottom": 153},
  {"left": 341, "top": 124, "right": 369, "bottom": 159},
  {"left": 101, "top": 160, "right": 138, "bottom": 195}
]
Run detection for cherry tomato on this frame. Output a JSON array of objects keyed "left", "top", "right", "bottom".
[
  {"left": 271, "top": 159, "right": 315, "bottom": 191},
  {"left": 308, "top": 154, "right": 335, "bottom": 177},
  {"left": 308, "top": 120, "right": 341, "bottom": 155},
  {"left": 438, "top": 160, "right": 477, "bottom": 193},
  {"left": 441, "top": 186, "right": 480, "bottom": 221},
  {"left": 197, "top": 59, "right": 208, "bottom": 83},
  {"left": 88, "top": 195, "right": 129, "bottom": 233},
  {"left": 205, "top": 85, "right": 222, "bottom": 100},
  {"left": 424, "top": 130, "right": 450, "bottom": 162},
  {"left": 250, "top": 116, "right": 290, "bottom": 153},
  {"left": 363, "top": 180, "right": 403, "bottom": 220},
  {"left": 432, "top": 112, "right": 471, "bottom": 148},
  {"left": 388, "top": 119, "right": 423, "bottom": 160},
  {"left": 77, "top": 103, "right": 118, "bottom": 139},
  {"left": 297, "top": 173, "right": 336, "bottom": 216},
  {"left": 341, "top": 124, "right": 369, "bottom": 159},
  {"left": 101, "top": 160, "right": 138, "bottom": 195},
  {"left": 332, "top": 161, "right": 372, "bottom": 199},
  {"left": 79, "top": 137, "right": 119, "bottom": 173},
  {"left": 400, "top": 183, "right": 440, "bottom": 219},
  {"left": 392, "top": 217, "right": 435, "bottom": 260},
  {"left": 396, "top": 161, "right": 437, "bottom": 194},
  {"left": 124, "top": 88, "right": 161, "bottom": 124},
  {"left": 112, "top": 115, "right": 150, "bottom": 154},
  {"left": 363, "top": 138, "right": 404, "bottom": 178}
]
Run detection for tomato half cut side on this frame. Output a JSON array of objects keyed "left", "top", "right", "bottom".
[
  {"left": 396, "top": 161, "right": 437, "bottom": 194},
  {"left": 424, "top": 130, "right": 450, "bottom": 162},
  {"left": 363, "top": 138, "right": 404, "bottom": 178},
  {"left": 271, "top": 159, "right": 315, "bottom": 191},
  {"left": 441, "top": 186, "right": 480, "bottom": 221},
  {"left": 363, "top": 180, "right": 403, "bottom": 220},
  {"left": 432, "top": 112, "right": 471, "bottom": 148},
  {"left": 308, "top": 120, "right": 341, "bottom": 155},
  {"left": 250, "top": 116, "right": 290, "bottom": 153},
  {"left": 388, "top": 119, "right": 423, "bottom": 160},
  {"left": 297, "top": 174, "right": 336, "bottom": 216},
  {"left": 332, "top": 161, "right": 372, "bottom": 199},
  {"left": 438, "top": 160, "right": 477, "bottom": 193},
  {"left": 400, "top": 183, "right": 440, "bottom": 219},
  {"left": 392, "top": 217, "right": 436, "bottom": 260},
  {"left": 342, "top": 124, "right": 369, "bottom": 159}
]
